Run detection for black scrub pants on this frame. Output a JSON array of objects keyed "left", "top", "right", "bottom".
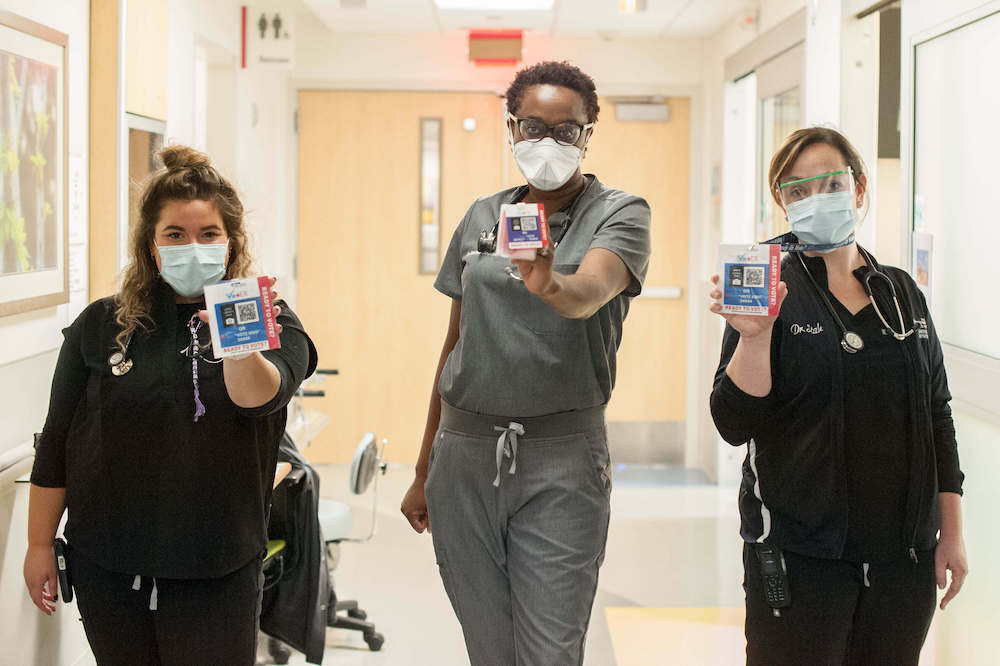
[
  {"left": 68, "top": 546, "right": 263, "bottom": 666},
  {"left": 743, "top": 543, "right": 937, "bottom": 665}
]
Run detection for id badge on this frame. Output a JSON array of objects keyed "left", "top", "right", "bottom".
[
  {"left": 496, "top": 203, "right": 549, "bottom": 259},
  {"left": 717, "top": 244, "right": 781, "bottom": 316},
  {"left": 204, "top": 277, "right": 281, "bottom": 358}
]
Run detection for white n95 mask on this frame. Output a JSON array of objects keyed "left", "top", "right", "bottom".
[
  {"left": 785, "top": 191, "right": 857, "bottom": 252},
  {"left": 512, "top": 137, "right": 584, "bottom": 191},
  {"left": 157, "top": 242, "right": 228, "bottom": 298}
]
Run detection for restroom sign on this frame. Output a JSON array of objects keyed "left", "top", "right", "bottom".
[{"left": 242, "top": 4, "right": 295, "bottom": 69}]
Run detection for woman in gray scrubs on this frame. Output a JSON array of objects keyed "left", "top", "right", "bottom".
[{"left": 400, "top": 61, "right": 651, "bottom": 665}]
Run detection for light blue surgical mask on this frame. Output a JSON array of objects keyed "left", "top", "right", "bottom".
[
  {"left": 157, "top": 242, "right": 228, "bottom": 298},
  {"left": 785, "top": 191, "right": 857, "bottom": 253}
]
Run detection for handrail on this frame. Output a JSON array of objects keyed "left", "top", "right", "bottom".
[{"left": 0, "top": 442, "right": 34, "bottom": 486}]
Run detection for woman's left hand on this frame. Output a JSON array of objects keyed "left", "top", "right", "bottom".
[
  {"left": 198, "top": 276, "right": 284, "bottom": 334},
  {"left": 936, "top": 534, "right": 968, "bottom": 610},
  {"left": 512, "top": 248, "right": 555, "bottom": 297}
]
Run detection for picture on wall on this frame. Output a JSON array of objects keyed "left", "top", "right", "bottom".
[{"left": 0, "top": 10, "right": 67, "bottom": 316}]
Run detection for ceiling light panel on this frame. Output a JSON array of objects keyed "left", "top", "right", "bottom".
[{"left": 434, "top": 0, "right": 554, "bottom": 9}]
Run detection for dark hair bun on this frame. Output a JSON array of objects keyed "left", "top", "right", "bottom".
[{"left": 159, "top": 145, "right": 212, "bottom": 170}]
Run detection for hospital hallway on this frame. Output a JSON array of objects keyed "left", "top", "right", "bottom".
[
  {"left": 2, "top": 0, "right": 999, "bottom": 664},
  {"left": 277, "top": 445, "right": 1000, "bottom": 666}
]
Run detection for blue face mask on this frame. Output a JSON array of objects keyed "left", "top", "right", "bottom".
[
  {"left": 157, "top": 242, "right": 228, "bottom": 298},
  {"left": 785, "top": 191, "right": 857, "bottom": 253}
]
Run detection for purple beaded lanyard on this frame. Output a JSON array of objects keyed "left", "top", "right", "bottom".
[{"left": 187, "top": 314, "right": 207, "bottom": 421}]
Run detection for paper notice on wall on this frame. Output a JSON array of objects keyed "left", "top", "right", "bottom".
[
  {"left": 912, "top": 231, "right": 933, "bottom": 303},
  {"left": 243, "top": 4, "right": 295, "bottom": 70}
]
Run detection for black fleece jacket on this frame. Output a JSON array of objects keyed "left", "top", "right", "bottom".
[{"left": 711, "top": 251, "right": 963, "bottom": 560}]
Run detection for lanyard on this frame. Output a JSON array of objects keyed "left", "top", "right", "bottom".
[{"left": 763, "top": 231, "right": 856, "bottom": 253}]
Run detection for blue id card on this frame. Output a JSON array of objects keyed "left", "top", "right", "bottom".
[{"left": 718, "top": 244, "right": 781, "bottom": 316}]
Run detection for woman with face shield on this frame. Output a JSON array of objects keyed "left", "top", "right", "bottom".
[
  {"left": 400, "top": 61, "right": 650, "bottom": 665},
  {"left": 708, "top": 127, "right": 967, "bottom": 663},
  {"left": 23, "top": 146, "right": 317, "bottom": 664}
]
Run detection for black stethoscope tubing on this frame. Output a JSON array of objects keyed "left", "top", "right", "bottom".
[
  {"left": 796, "top": 247, "right": 914, "bottom": 354},
  {"left": 479, "top": 180, "right": 590, "bottom": 254}
]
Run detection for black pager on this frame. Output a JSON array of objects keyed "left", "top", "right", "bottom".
[
  {"left": 754, "top": 543, "right": 790, "bottom": 612},
  {"left": 53, "top": 537, "right": 73, "bottom": 603}
]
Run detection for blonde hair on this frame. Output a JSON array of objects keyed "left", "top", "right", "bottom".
[{"left": 114, "top": 145, "right": 254, "bottom": 351}]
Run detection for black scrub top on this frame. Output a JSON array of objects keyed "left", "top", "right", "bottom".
[
  {"left": 803, "top": 256, "right": 911, "bottom": 562},
  {"left": 31, "top": 279, "right": 317, "bottom": 579}
]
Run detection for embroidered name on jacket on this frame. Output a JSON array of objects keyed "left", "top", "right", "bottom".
[{"left": 790, "top": 322, "right": 824, "bottom": 335}]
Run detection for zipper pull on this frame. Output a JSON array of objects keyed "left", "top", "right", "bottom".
[{"left": 909, "top": 547, "right": 919, "bottom": 563}]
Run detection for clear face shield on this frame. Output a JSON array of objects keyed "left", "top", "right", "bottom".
[{"left": 777, "top": 167, "right": 856, "bottom": 208}]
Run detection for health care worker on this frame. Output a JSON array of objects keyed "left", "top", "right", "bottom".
[
  {"left": 23, "top": 146, "right": 317, "bottom": 665},
  {"left": 400, "top": 61, "right": 651, "bottom": 665},
  {"left": 709, "top": 127, "right": 967, "bottom": 664}
]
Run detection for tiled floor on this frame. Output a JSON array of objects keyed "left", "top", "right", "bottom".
[
  {"left": 274, "top": 464, "right": 744, "bottom": 666},
  {"left": 271, "top": 445, "right": 996, "bottom": 666}
]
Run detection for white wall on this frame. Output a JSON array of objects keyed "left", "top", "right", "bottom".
[
  {"left": 0, "top": 2, "right": 93, "bottom": 662},
  {"left": 294, "top": 17, "right": 703, "bottom": 94},
  {"left": 899, "top": 3, "right": 1000, "bottom": 660},
  {"left": 167, "top": 0, "right": 294, "bottom": 291},
  {"left": 803, "top": 0, "right": 842, "bottom": 126}
]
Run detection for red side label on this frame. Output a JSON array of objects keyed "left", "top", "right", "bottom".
[
  {"left": 767, "top": 246, "right": 781, "bottom": 317},
  {"left": 258, "top": 276, "right": 281, "bottom": 349}
]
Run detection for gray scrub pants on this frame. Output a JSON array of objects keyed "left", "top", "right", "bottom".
[{"left": 425, "top": 402, "right": 612, "bottom": 666}]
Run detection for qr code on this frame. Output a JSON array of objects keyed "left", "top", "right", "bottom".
[
  {"left": 516, "top": 216, "right": 538, "bottom": 231},
  {"left": 235, "top": 300, "right": 260, "bottom": 325},
  {"left": 743, "top": 266, "right": 765, "bottom": 288}
]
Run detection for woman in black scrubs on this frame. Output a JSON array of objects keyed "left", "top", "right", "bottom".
[
  {"left": 23, "top": 146, "right": 316, "bottom": 665},
  {"left": 710, "top": 127, "right": 967, "bottom": 664}
]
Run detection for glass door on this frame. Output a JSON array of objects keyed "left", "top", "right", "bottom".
[{"left": 754, "top": 43, "right": 804, "bottom": 242}]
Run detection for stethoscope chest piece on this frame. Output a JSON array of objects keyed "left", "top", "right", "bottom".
[
  {"left": 111, "top": 359, "right": 133, "bottom": 376},
  {"left": 841, "top": 331, "right": 864, "bottom": 354},
  {"left": 108, "top": 334, "right": 135, "bottom": 376}
]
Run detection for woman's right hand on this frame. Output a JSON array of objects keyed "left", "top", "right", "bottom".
[
  {"left": 401, "top": 477, "right": 431, "bottom": 534},
  {"left": 24, "top": 544, "right": 58, "bottom": 615},
  {"left": 709, "top": 274, "right": 788, "bottom": 339}
]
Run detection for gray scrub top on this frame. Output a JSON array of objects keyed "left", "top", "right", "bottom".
[{"left": 434, "top": 175, "right": 651, "bottom": 417}]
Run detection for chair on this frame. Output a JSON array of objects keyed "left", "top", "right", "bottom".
[
  {"left": 317, "top": 432, "right": 388, "bottom": 652},
  {"left": 262, "top": 466, "right": 308, "bottom": 665}
]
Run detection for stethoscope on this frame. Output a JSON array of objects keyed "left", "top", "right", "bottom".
[
  {"left": 796, "top": 246, "right": 914, "bottom": 354},
  {"left": 106, "top": 314, "right": 221, "bottom": 375},
  {"left": 478, "top": 179, "right": 591, "bottom": 256}
]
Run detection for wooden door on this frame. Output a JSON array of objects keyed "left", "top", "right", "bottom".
[
  {"left": 579, "top": 98, "right": 691, "bottom": 424},
  {"left": 297, "top": 91, "right": 506, "bottom": 463}
]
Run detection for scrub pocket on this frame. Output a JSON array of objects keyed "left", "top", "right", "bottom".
[{"left": 509, "top": 263, "right": 582, "bottom": 335}]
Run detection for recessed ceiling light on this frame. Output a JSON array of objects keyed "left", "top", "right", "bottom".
[
  {"left": 434, "top": 0, "right": 554, "bottom": 10},
  {"left": 619, "top": 0, "right": 648, "bottom": 13}
]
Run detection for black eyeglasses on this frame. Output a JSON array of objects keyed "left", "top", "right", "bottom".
[{"left": 507, "top": 112, "right": 594, "bottom": 147}]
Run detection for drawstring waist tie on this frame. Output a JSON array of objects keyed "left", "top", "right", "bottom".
[
  {"left": 132, "top": 574, "right": 159, "bottom": 610},
  {"left": 439, "top": 401, "right": 606, "bottom": 488}
]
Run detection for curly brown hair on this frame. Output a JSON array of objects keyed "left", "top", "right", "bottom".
[
  {"left": 114, "top": 145, "right": 254, "bottom": 351},
  {"left": 505, "top": 61, "right": 600, "bottom": 123}
]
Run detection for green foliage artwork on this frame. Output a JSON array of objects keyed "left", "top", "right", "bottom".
[{"left": 0, "top": 49, "right": 58, "bottom": 276}]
